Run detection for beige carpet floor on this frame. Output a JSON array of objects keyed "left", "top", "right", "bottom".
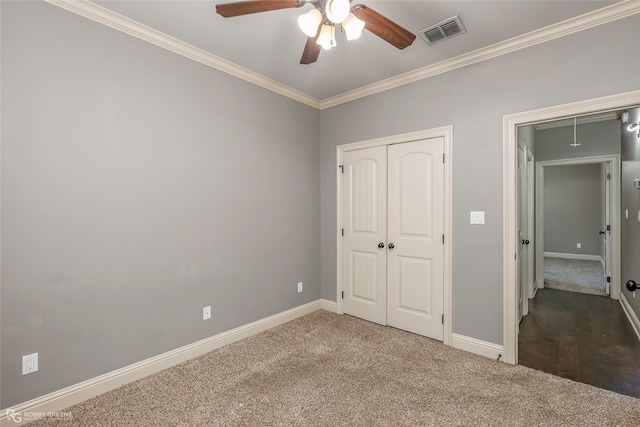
[
  {"left": 544, "top": 257, "right": 606, "bottom": 296},
  {"left": 29, "top": 310, "right": 640, "bottom": 426}
]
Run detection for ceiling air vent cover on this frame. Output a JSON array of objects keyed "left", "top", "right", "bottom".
[{"left": 419, "top": 15, "right": 466, "bottom": 45}]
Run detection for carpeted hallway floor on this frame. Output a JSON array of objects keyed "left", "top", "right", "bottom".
[
  {"left": 27, "top": 310, "right": 640, "bottom": 426},
  {"left": 544, "top": 257, "right": 606, "bottom": 295}
]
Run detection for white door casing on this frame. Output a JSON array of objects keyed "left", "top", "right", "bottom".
[
  {"left": 387, "top": 139, "right": 445, "bottom": 339},
  {"left": 502, "top": 90, "right": 638, "bottom": 365}
]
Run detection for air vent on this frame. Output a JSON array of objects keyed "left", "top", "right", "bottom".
[{"left": 419, "top": 15, "right": 466, "bottom": 46}]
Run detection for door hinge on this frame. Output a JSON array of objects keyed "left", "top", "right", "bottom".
[
  {"left": 607, "top": 276, "right": 611, "bottom": 283},
  {"left": 442, "top": 234, "right": 445, "bottom": 244},
  {"left": 607, "top": 173, "right": 611, "bottom": 180},
  {"left": 341, "top": 228, "right": 344, "bottom": 236},
  {"left": 339, "top": 165, "right": 344, "bottom": 174},
  {"left": 606, "top": 224, "right": 611, "bottom": 232},
  {"left": 341, "top": 291, "right": 344, "bottom": 299},
  {"left": 442, "top": 314, "right": 444, "bottom": 324},
  {"left": 443, "top": 153, "right": 445, "bottom": 164}
]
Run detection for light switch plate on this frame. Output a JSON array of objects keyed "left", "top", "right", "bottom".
[{"left": 470, "top": 211, "right": 485, "bottom": 225}]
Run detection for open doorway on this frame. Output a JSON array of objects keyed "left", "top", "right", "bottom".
[
  {"left": 536, "top": 156, "right": 618, "bottom": 300},
  {"left": 502, "top": 90, "right": 640, "bottom": 396},
  {"left": 515, "top": 111, "right": 640, "bottom": 397}
]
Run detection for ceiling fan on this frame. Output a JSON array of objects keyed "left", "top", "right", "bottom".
[{"left": 215, "top": 0, "right": 416, "bottom": 64}]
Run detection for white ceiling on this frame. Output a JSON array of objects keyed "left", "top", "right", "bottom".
[{"left": 91, "top": 0, "right": 619, "bottom": 100}]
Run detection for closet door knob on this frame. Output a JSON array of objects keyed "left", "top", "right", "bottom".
[
  {"left": 388, "top": 243, "right": 395, "bottom": 250},
  {"left": 378, "top": 242, "right": 385, "bottom": 249}
]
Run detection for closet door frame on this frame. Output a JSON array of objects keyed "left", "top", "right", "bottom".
[{"left": 336, "top": 126, "right": 453, "bottom": 346}]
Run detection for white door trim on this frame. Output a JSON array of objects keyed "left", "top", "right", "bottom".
[
  {"left": 535, "top": 155, "right": 620, "bottom": 301},
  {"left": 336, "top": 126, "right": 453, "bottom": 346},
  {"left": 502, "top": 89, "right": 640, "bottom": 365}
]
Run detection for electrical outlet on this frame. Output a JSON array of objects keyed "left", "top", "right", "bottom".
[
  {"left": 22, "top": 353, "right": 38, "bottom": 375},
  {"left": 297, "top": 282, "right": 303, "bottom": 293},
  {"left": 576, "top": 243, "right": 581, "bottom": 249},
  {"left": 203, "top": 306, "right": 211, "bottom": 320}
]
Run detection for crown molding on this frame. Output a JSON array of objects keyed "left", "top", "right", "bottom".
[
  {"left": 43, "top": 0, "right": 322, "bottom": 109},
  {"left": 45, "top": 0, "right": 639, "bottom": 111},
  {"left": 319, "top": 0, "right": 640, "bottom": 109}
]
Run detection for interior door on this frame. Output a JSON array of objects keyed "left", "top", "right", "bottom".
[
  {"left": 604, "top": 162, "right": 612, "bottom": 295},
  {"left": 387, "top": 138, "right": 445, "bottom": 339},
  {"left": 517, "top": 144, "right": 527, "bottom": 322},
  {"left": 527, "top": 153, "right": 535, "bottom": 300},
  {"left": 341, "top": 146, "right": 387, "bottom": 325}
]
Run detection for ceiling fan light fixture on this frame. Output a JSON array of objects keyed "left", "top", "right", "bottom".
[
  {"left": 342, "top": 13, "right": 365, "bottom": 40},
  {"left": 298, "top": 8, "right": 322, "bottom": 37},
  {"left": 326, "top": 0, "right": 350, "bottom": 24},
  {"left": 317, "top": 24, "right": 336, "bottom": 50}
]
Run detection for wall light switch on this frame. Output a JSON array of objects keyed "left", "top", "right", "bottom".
[
  {"left": 203, "top": 306, "right": 211, "bottom": 320},
  {"left": 577, "top": 243, "right": 582, "bottom": 249},
  {"left": 297, "top": 282, "right": 303, "bottom": 293},
  {"left": 470, "top": 211, "right": 485, "bottom": 225}
]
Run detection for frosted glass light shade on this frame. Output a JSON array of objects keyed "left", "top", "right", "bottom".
[
  {"left": 342, "top": 13, "right": 365, "bottom": 40},
  {"left": 316, "top": 24, "right": 336, "bottom": 50},
  {"left": 298, "top": 8, "right": 322, "bottom": 37},
  {"left": 326, "top": 0, "right": 350, "bottom": 24}
]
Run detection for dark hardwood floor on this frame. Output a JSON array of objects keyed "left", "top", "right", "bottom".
[{"left": 518, "top": 288, "right": 640, "bottom": 398}]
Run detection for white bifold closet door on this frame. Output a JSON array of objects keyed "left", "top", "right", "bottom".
[{"left": 342, "top": 138, "right": 445, "bottom": 340}]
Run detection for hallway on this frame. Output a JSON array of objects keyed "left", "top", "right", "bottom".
[{"left": 518, "top": 288, "right": 640, "bottom": 398}]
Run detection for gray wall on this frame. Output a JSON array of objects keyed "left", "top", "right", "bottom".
[
  {"left": 320, "top": 14, "right": 640, "bottom": 345},
  {"left": 543, "top": 164, "right": 604, "bottom": 256},
  {"left": 1, "top": 2, "right": 320, "bottom": 408},
  {"left": 621, "top": 107, "right": 640, "bottom": 319},
  {"left": 2, "top": 0, "right": 640, "bottom": 411},
  {"left": 536, "top": 119, "right": 621, "bottom": 161}
]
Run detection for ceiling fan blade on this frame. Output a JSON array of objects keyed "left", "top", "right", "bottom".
[
  {"left": 216, "top": 0, "right": 301, "bottom": 18},
  {"left": 352, "top": 5, "right": 416, "bottom": 50},
  {"left": 300, "top": 31, "right": 322, "bottom": 65},
  {"left": 300, "top": 36, "right": 321, "bottom": 65},
  {"left": 300, "top": 21, "right": 322, "bottom": 65}
]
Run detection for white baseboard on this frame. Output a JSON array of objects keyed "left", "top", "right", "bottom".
[
  {"left": 619, "top": 293, "right": 640, "bottom": 343},
  {"left": 543, "top": 251, "right": 601, "bottom": 262},
  {"left": 451, "top": 333, "right": 504, "bottom": 361},
  {"left": 0, "top": 300, "right": 322, "bottom": 426},
  {"left": 320, "top": 298, "right": 338, "bottom": 313}
]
